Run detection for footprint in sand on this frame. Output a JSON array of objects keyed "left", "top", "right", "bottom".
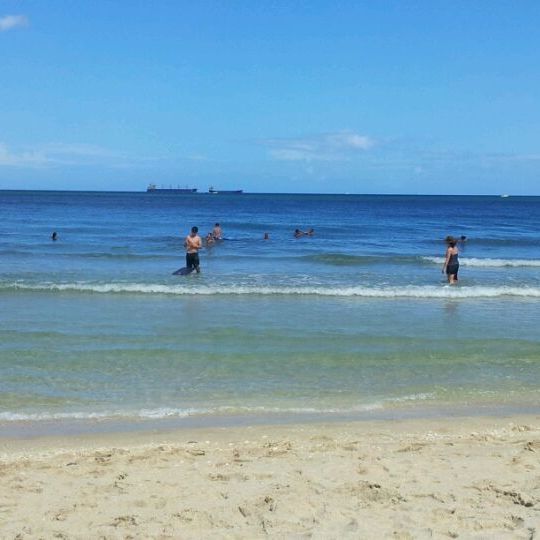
[{"left": 111, "top": 515, "right": 138, "bottom": 527}]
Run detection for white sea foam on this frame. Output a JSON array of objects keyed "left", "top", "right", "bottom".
[
  {"left": 385, "top": 392, "right": 435, "bottom": 403},
  {"left": 423, "top": 256, "right": 540, "bottom": 267},
  {"left": 0, "top": 394, "right": 449, "bottom": 424},
  {"left": 4, "top": 281, "right": 540, "bottom": 298},
  {"left": 0, "top": 403, "right": 388, "bottom": 423},
  {"left": 0, "top": 408, "right": 207, "bottom": 422}
]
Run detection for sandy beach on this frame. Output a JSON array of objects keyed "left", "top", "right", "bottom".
[{"left": 1, "top": 415, "right": 539, "bottom": 539}]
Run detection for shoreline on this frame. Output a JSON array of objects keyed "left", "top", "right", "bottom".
[
  {"left": 2, "top": 401, "right": 540, "bottom": 440},
  {"left": 1, "top": 414, "right": 538, "bottom": 538}
]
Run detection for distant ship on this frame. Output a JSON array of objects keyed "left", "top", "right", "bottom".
[
  {"left": 146, "top": 183, "right": 197, "bottom": 193},
  {"left": 208, "top": 186, "right": 243, "bottom": 194}
]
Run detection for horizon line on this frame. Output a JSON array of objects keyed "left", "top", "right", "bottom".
[{"left": 0, "top": 188, "right": 536, "bottom": 197}]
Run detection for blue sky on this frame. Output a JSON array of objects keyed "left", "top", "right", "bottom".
[{"left": 1, "top": 1, "right": 539, "bottom": 194}]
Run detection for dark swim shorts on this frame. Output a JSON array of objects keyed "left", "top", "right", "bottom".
[{"left": 186, "top": 252, "right": 200, "bottom": 270}]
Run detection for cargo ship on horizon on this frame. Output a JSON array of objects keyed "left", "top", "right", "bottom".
[
  {"left": 146, "top": 183, "right": 197, "bottom": 193},
  {"left": 208, "top": 186, "right": 243, "bottom": 194}
]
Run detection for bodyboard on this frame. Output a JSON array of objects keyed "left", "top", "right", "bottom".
[{"left": 172, "top": 267, "right": 193, "bottom": 276}]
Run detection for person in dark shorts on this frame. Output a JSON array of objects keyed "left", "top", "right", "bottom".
[
  {"left": 442, "top": 235, "right": 459, "bottom": 284},
  {"left": 184, "top": 226, "right": 202, "bottom": 273}
]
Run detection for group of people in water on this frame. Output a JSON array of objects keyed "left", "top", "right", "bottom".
[
  {"left": 51, "top": 223, "right": 464, "bottom": 284},
  {"left": 203, "top": 223, "right": 223, "bottom": 247},
  {"left": 182, "top": 224, "right": 464, "bottom": 284},
  {"left": 183, "top": 224, "right": 315, "bottom": 273}
]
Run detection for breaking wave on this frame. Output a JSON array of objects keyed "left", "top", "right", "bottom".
[
  {"left": 3, "top": 281, "right": 540, "bottom": 298},
  {"left": 423, "top": 256, "right": 540, "bottom": 268}
]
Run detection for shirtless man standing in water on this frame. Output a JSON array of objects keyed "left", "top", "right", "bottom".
[{"left": 184, "top": 226, "right": 202, "bottom": 273}]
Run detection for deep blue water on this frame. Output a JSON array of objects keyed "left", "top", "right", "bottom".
[{"left": 1, "top": 191, "right": 539, "bottom": 433}]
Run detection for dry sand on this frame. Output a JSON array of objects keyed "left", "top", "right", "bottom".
[{"left": 1, "top": 415, "right": 539, "bottom": 539}]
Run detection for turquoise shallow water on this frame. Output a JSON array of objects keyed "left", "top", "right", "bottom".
[{"left": 1, "top": 191, "right": 539, "bottom": 433}]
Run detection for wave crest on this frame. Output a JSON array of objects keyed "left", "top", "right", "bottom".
[
  {"left": 4, "top": 281, "right": 540, "bottom": 298},
  {"left": 423, "top": 256, "right": 540, "bottom": 268}
]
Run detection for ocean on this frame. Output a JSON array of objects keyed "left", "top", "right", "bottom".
[{"left": 1, "top": 191, "right": 539, "bottom": 436}]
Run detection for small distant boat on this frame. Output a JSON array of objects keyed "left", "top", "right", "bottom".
[
  {"left": 500, "top": 194, "right": 510, "bottom": 198},
  {"left": 208, "top": 186, "right": 243, "bottom": 194},
  {"left": 147, "top": 183, "right": 197, "bottom": 193}
]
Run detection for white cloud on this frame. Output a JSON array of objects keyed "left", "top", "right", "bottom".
[
  {"left": 264, "top": 131, "right": 376, "bottom": 162},
  {"left": 485, "top": 152, "right": 540, "bottom": 163},
  {"left": 0, "top": 143, "right": 47, "bottom": 166},
  {"left": 0, "top": 15, "right": 28, "bottom": 32},
  {"left": 41, "top": 143, "right": 120, "bottom": 162},
  {"left": 0, "top": 142, "right": 153, "bottom": 168},
  {"left": 326, "top": 132, "right": 374, "bottom": 150}
]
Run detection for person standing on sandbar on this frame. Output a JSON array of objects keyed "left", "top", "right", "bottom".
[{"left": 184, "top": 226, "right": 202, "bottom": 273}]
